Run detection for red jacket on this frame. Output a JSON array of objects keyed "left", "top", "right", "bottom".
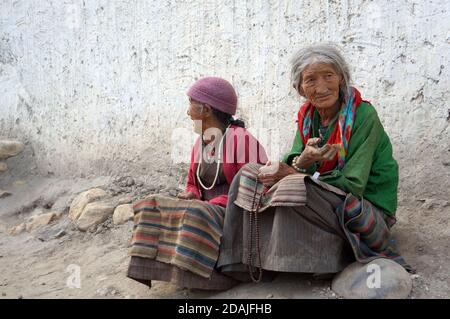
[{"left": 185, "top": 125, "right": 268, "bottom": 207}]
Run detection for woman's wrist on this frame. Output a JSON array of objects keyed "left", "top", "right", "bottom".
[{"left": 291, "top": 155, "right": 308, "bottom": 173}]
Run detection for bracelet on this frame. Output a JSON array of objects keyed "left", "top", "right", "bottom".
[{"left": 291, "top": 155, "right": 307, "bottom": 173}]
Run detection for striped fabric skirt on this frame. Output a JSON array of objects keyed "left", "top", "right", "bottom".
[
  {"left": 127, "top": 194, "right": 237, "bottom": 289},
  {"left": 217, "top": 164, "right": 411, "bottom": 279},
  {"left": 232, "top": 164, "right": 411, "bottom": 271}
]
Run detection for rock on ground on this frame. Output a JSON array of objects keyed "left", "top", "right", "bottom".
[
  {"left": 69, "top": 188, "right": 108, "bottom": 220},
  {"left": 0, "top": 189, "right": 12, "bottom": 198},
  {"left": 9, "top": 212, "right": 62, "bottom": 235},
  {"left": 331, "top": 258, "right": 412, "bottom": 299},
  {"left": 0, "top": 162, "right": 7, "bottom": 172},
  {"left": 9, "top": 223, "right": 26, "bottom": 235},
  {"left": 0, "top": 140, "right": 25, "bottom": 160},
  {"left": 113, "top": 204, "right": 134, "bottom": 225},
  {"left": 118, "top": 196, "right": 133, "bottom": 205},
  {"left": 25, "top": 212, "right": 62, "bottom": 233},
  {"left": 76, "top": 200, "right": 117, "bottom": 231}
]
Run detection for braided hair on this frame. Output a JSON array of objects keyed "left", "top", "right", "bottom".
[{"left": 211, "top": 108, "right": 245, "bottom": 128}]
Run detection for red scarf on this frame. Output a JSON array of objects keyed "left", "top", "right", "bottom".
[{"left": 297, "top": 87, "right": 364, "bottom": 173}]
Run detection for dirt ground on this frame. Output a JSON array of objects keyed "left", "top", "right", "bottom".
[{"left": 0, "top": 173, "right": 449, "bottom": 299}]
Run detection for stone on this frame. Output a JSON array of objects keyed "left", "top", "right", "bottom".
[
  {"left": 0, "top": 162, "right": 7, "bottom": 172},
  {"left": 125, "top": 177, "right": 135, "bottom": 187},
  {"left": 118, "top": 196, "right": 133, "bottom": 205},
  {"left": 113, "top": 204, "right": 134, "bottom": 225},
  {"left": 135, "top": 180, "right": 144, "bottom": 187},
  {"left": 9, "top": 223, "right": 26, "bottom": 236},
  {"left": 109, "top": 185, "right": 121, "bottom": 196},
  {"left": 36, "top": 227, "right": 66, "bottom": 242},
  {"left": 25, "top": 212, "right": 61, "bottom": 232},
  {"left": 0, "top": 140, "right": 25, "bottom": 160},
  {"left": 69, "top": 188, "right": 108, "bottom": 220},
  {"left": 419, "top": 198, "right": 448, "bottom": 210},
  {"left": 331, "top": 259, "right": 412, "bottom": 299},
  {"left": 117, "top": 176, "right": 134, "bottom": 187},
  {"left": 76, "top": 200, "right": 116, "bottom": 231},
  {"left": 0, "top": 190, "right": 12, "bottom": 198}
]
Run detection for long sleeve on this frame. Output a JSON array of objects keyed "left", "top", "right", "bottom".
[
  {"left": 185, "top": 144, "right": 201, "bottom": 199},
  {"left": 319, "top": 108, "right": 382, "bottom": 197},
  {"left": 282, "top": 129, "right": 317, "bottom": 175},
  {"left": 319, "top": 103, "right": 399, "bottom": 214}
]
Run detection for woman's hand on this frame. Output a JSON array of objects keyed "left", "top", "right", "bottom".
[
  {"left": 296, "top": 138, "right": 340, "bottom": 168},
  {"left": 257, "top": 161, "right": 298, "bottom": 187},
  {"left": 177, "top": 192, "right": 197, "bottom": 200}
]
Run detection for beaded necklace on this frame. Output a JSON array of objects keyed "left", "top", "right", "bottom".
[{"left": 196, "top": 125, "right": 230, "bottom": 190}]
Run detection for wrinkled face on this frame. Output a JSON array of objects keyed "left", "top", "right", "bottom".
[
  {"left": 187, "top": 98, "right": 204, "bottom": 120},
  {"left": 187, "top": 98, "right": 207, "bottom": 134},
  {"left": 298, "top": 63, "right": 342, "bottom": 110}
]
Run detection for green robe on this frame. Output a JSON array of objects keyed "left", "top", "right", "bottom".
[{"left": 282, "top": 102, "right": 399, "bottom": 215}]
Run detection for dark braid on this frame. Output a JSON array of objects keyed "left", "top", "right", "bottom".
[{"left": 211, "top": 108, "right": 245, "bottom": 128}]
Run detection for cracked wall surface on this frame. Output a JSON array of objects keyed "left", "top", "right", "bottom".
[{"left": 1, "top": 0, "right": 449, "bottom": 204}]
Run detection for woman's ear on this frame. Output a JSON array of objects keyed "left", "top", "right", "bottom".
[
  {"left": 297, "top": 84, "right": 305, "bottom": 97},
  {"left": 203, "top": 104, "right": 213, "bottom": 118}
]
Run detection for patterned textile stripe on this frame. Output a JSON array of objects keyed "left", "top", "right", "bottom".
[
  {"left": 234, "top": 164, "right": 266, "bottom": 211},
  {"left": 129, "top": 195, "right": 225, "bottom": 278},
  {"left": 263, "top": 174, "right": 307, "bottom": 209},
  {"left": 336, "top": 194, "right": 413, "bottom": 271},
  {"left": 234, "top": 164, "right": 307, "bottom": 213}
]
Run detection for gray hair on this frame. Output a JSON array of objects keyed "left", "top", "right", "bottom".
[{"left": 290, "top": 43, "right": 352, "bottom": 104}]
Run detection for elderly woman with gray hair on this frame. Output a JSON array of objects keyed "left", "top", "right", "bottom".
[{"left": 217, "top": 43, "right": 412, "bottom": 283}]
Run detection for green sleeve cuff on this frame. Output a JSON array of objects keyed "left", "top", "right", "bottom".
[
  {"left": 304, "top": 163, "right": 318, "bottom": 175},
  {"left": 283, "top": 152, "right": 300, "bottom": 165}
]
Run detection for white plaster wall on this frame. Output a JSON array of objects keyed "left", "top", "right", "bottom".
[{"left": 1, "top": 0, "right": 449, "bottom": 203}]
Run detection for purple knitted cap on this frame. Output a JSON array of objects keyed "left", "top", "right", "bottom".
[{"left": 186, "top": 77, "right": 237, "bottom": 115}]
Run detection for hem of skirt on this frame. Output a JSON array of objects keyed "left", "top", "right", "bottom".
[
  {"left": 218, "top": 249, "right": 353, "bottom": 274},
  {"left": 129, "top": 253, "right": 213, "bottom": 279},
  {"left": 127, "top": 257, "right": 238, "bottom": 291}
]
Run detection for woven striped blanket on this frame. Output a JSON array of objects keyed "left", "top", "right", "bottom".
[
  {"left": 336, "top": 194, "right": 412, "bottom": 271},
  {"left": 234, "top": 163, "right": 308, "bottom": 212},
  {"left": 129, "top": 195, "right": 225, "bottom": 278}
]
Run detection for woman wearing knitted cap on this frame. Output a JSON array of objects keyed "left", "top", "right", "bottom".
[{"left": 127, "top": 77, "right": 267, "bottom": 290}]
